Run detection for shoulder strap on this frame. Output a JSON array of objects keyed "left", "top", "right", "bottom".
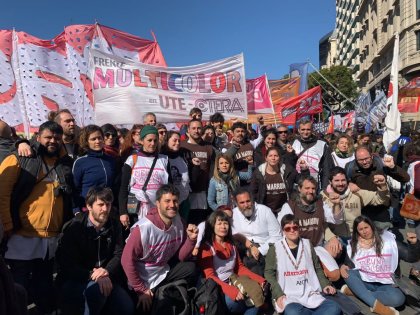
[
  {"left": 131, "top": 154, "right": 138, "bottom": 174},
  {"left": 142, "top": 155, "right": 159, "bottom": 192},
  {"left": 296, "top": 141, "right": 317, "bottom": 160}
]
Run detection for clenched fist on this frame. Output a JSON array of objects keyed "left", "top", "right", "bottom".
[
  {"left": 373, "top": 174, "right": 387, "bottom": 188},
  {"left": 186, "top": 224, "right": 199, "bottom": 241}
]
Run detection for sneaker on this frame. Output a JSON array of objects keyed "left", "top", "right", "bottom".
[{"left": 340, "top": 284, "right": 354, "bottom": 296}]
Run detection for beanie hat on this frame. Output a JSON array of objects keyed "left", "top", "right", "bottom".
[{"left": 140, "top": 125, "right": 158, "bottom": 140}]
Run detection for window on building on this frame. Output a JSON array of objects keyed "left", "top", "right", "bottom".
[
  {"left": 417, "top": 0, "right": 420, "bottom": 19},
  {"left": 416, "top": 31, "right": 420, "bottom": 51}
]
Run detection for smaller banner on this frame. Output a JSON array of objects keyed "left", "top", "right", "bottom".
[
  {"left": 290, "top": 62, "right": 309, "bottom": 94},
  {"left": 246, "top": 75, "right": 273, "bottom": 114},
  {"left": 275, "top": 86, "right": 322, "bottom": 125},
  {"left": 90, "top": 50, "right": 247, "bottom": 124},
  {"left": 268, "top": 77, "right": 300, "bottom": 105}
]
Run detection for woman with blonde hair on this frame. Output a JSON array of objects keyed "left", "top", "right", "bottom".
[{"left": 207, "top": 154, "right": 252, "bottom": 211}]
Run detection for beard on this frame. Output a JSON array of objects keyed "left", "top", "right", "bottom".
[
  {"left": 39, "top": 144, "right": 59, "bottom": 157},
  {"left": 301, "top": 193, "right": 316, "bottom": 204},
  {"left": 241, "top": 204, "right": 254, "bottom": 218},
  {"left": 92, "top": 211, "right": 109, "bottom": 224}
]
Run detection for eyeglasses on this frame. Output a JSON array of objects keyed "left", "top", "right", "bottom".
[
  {"left": 278, "top": 131, "right": 288, "bottom": 134},
  {"left": 283, "top": 225, "right": 299, "bottom": 232},
  {"left": 356, "top": 156, "right": 372, "bottom": 163},
  {"left": 104, "top": 132, "right": 117, "bottom": 138}
]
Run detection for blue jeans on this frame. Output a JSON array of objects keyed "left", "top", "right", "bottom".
[
  {"left": 60, "top": 280, "right": 134, "bottom": 315},
  {"left": 344, "top": 269, "right": 405, "bottom": 308},
  {"left": 225, "top": 295, "right": 258, "bottom": 315},
  {"left": 284, "top": 300, "right": 341, "bottom": 315}
]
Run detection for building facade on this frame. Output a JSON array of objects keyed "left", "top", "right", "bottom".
[{"left": 329, "top": 0, "right": 420, "bottom": 94}]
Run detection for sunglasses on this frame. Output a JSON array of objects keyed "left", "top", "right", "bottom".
[
  {"left": 104, "top": 132, "right": 117, "bottom": 138},
  {"left": 283, "top": 225, "right": 299, "bottom": 232},
  {"left": 158, "top": 130, "right": 167, "bottom": 135},
  {"left": 278, "top": 131, "right": 288, "bottom": 134}
]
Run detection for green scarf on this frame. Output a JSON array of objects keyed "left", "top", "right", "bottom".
[{"left": 335, "top": 148, "right": 349, "bottom": 158}]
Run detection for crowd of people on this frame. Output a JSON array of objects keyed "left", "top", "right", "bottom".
[{"left": 0, "top": 108, "right": 419, "bottom": 315}]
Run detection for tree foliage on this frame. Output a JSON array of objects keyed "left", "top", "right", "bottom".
[{"left": 308, "top": 65, "right": 358, "bottom": 111}]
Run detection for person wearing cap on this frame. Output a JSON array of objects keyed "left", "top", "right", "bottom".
[{"left": 118, "top": 125, "right": 170, "bottom": 226}]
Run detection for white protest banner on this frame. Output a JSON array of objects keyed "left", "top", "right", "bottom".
[{"left": 90, "top": 50, "right": 247, "bottom": 124}]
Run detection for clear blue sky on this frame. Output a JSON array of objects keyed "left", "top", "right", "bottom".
[{"left": 1, "top": 0, "right": 335, "bottom": 79}]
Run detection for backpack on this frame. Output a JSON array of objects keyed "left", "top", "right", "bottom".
[
  {"left": 193, "top": 279, "right": 227, "bottom": 315},
  {"left": 150, "top": 279, "right": 195, "bottom": 315}
]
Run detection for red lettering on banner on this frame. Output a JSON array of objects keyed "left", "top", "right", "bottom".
[
  {"left": 160, "top": 72, "right": 169, "bottom": 90},
  {"left": 133, "top": 69, "right": 147, "bottom": 87},
  {"left": 226, "top": 71, "right": 242, "bottom": 92},
  {"left": 145, "top": 70, "right": 160, "bottom": 88},
  {"left": 210, "top": 72, "right": 226, "bottom": 93}
]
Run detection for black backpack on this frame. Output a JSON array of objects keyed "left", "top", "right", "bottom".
[
  {"left": 150, "top": 279, "right": 195, "bottom": 315},
  {"left": 193, "top": 279, "right": 227, "bottom": 315}
]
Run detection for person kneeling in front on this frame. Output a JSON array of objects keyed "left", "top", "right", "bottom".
[
  {"left": 121, "top": 184, "right": 198, "bottom": 313},
  {"left": 56, "top": 187, "right": 134, "bottom": 315}
]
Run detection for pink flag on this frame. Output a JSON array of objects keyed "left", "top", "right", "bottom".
[
  {"left": 246, "top": 75, "right": 274, "bottom": 114},
  {"left": 0, "top": 24, "right": 167, "bottom": 134}
]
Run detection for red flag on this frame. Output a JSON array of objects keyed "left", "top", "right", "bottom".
[{"left": 275, "top": 86, "right": 322, "bottom": 125}]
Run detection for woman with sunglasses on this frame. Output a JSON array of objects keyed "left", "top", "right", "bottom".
[
  {"left": 265, "top": 214, "right": 341, "bottom": 315},
  {"left": 339, "top": 215, "right": 406, "bottom": 315},
  {"left": 251, "top": 147, "right": 309, "bottom": 216},
  {"left": 118, "top": 126, "right": 169, "bottom": 227},
  {"left": 73, "top": 125, "right": 116, "bottom": 211},
  {"left": 101, "top": 124, "right": 120, "bottom": 159},
  {"left": 198, "top": 210, "right": 266, "bottom": 315}
]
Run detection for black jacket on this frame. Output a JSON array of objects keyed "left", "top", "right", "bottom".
[
  {"left": 0, "top": 138, "right": 14, "bottom": 165},
  {"left": 56, "top": 213, "right": 125, "bottom": 285},
  {"left": 250, "top": 162, "right": 309, "bottom": 205}
]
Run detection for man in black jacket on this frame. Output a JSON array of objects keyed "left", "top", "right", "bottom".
[
  {"left": 56, "top": 187, "right": 133, "bottom": 315},
  {"left": 345, "top": 145, "right": 410, "bottom": 229}
]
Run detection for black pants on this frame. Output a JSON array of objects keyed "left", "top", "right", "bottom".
[{"left": 131, "top": 261, "right": 198, "bottom": 315}]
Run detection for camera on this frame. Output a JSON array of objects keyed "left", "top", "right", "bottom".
[{"left": 54, "top": 184, "right": 72, "bottom": 197}]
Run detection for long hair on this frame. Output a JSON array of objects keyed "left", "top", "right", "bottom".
[
  {"left": 213, "top": 154, "right": 239, "bottom": 186},
  {"left": 202, "top": 210, "right": 233, "bottom": 245},
  {"left": 350, "top": 215, "right": 383, "bottom": 258},
  {"left": 120, "top": 124, "right": 144, "bottom": 161}
]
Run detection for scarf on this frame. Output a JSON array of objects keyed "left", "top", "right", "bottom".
[
  {"left": 104, "top": 145, "right": 119, "bottom": 158},
  {"left": 335, "top": 148, "right": 349, "bottom": 158},
  {"left": 291, "top": 192, "right": 317, "bottom": 214},
  {"left": 219, "top": 172, "right": 237, "bottom": 192}
]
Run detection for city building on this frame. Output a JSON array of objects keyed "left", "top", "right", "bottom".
[{"left": 329, "top": 0, "right": 420, "bottom": 94}]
